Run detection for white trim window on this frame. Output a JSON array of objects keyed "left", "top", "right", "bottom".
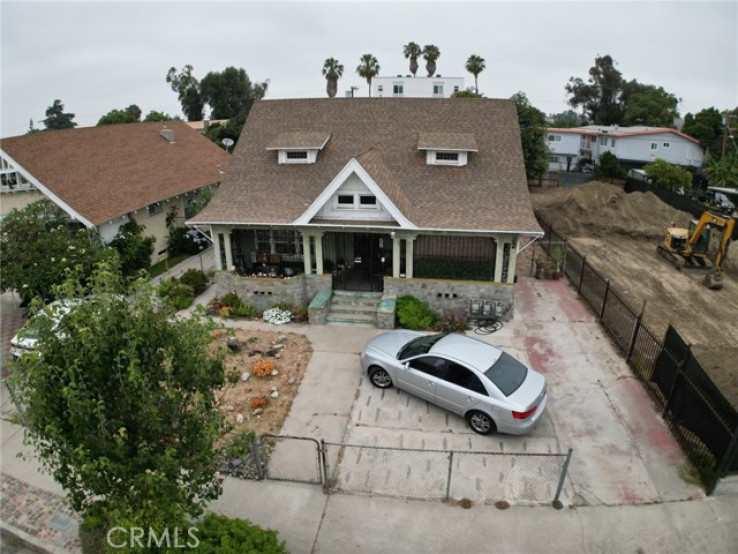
[
  {"left": 392, "top": 83, "right": 404, "bottom": 96},
  {"left": 433, "top": 83, "right": 444, "bottom": 96},
  {"left": 148, "top": 203, "right": 163, "bottom": 216},
  {"left": 650, "top": 142, "right": 658, "bottom": 150},
  {"left": 549, "top": 155, "right": 561, "bottom": 163},
  {"left": 335, "top": 194, "right": 355, "bottom": 208},
  {"left": 662, "top": 142, "right": 671, "bottom": 149},
  {"left": 358, "top": 195, "right": 377, "bottom": 209},
  {"left": 548, "top": 134, "right": 563, "bottom": 143}
]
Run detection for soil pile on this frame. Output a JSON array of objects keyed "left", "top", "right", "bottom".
[{"left": 532, "top": 181, "right": 692, "bottom": 240}]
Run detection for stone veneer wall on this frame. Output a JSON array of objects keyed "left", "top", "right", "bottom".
[
  {"left": 215, "top": 272, "right": 331, "bottom": 312},
  {"left": 384, "top": 277, "right": 515, "bottom": 321}
]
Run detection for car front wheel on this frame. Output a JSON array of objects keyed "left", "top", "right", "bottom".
[
  {"left": 368, "top": 366, "right": 393, "bottom": 389},
  {"left": 466, "top": 410, "right": 496, "bottom": 435}
]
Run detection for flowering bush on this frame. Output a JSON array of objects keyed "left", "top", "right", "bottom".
[
  {"left": 433, "top": 313, "right": 469, "bottom": 333},
  {"left": 248, "top": 396, "right": 268, "bottom": 410},
  {"left": 263, "top": 307, "right": 292, "bottom": 325},
  {"left": 252, "top": 359, "right": 275, "bottom": 378}
]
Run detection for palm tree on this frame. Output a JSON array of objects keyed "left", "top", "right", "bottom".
[
  {"left": 403, "top": 42, "right": 422, "bottom": 77},
  {"left": 465, "top": 54, "right": 486, "bottom": 94},
  {"left": 322, "top": 58, "right": 344, "bottom": 98},
  {"left": 356, "top": 54, "right": 380, "bottom": 97},
  {"left": 422, "top": 45, "right": 441, "bottom": 77}
]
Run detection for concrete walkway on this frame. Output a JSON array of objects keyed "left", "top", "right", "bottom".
[{"left": 1, "top": 267, "right": 737, "bottom": 553}]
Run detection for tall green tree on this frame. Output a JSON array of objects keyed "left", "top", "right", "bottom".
[
  {"left": 594, "top": 151, "right": 626, "bottom": 182},
  {"left": 452, "top": 88, "right": 485, "bottom": 98},
  {"left": 565, "top": 55, "right": 624, "bottom": 125},
  {"left": 43, "top": 99, "right": 77, "bottom": 130},
  {"left": 96, "top": 104, "right": 142, "bottom": 126},
  {"left": 322, "top": 57, "right": 344, "bottom": 98},
  {"left": 682, "top": 107, "right": 726, "bottom": 157},
  {"left": 403, "top": 42, "right": 422, "bottom": 76},
  {"left": 166, "top": 65, "right": 204, "bottom": 121},
  {"left": 11, "top": 263, "right": 226, "bottom": 526},
  {"left": 644, "top": 158, "right": 692, "bottom": 192},
  {"left": 623, "top": 86, "right": 680, "bottom": 127},
  {"left": 465, "top": 54, "right": 485, "bottom": 95},
  {"left": 200, "top": 66, "right": 269, "bottom": 120},
  {"left": 422, "top": 45, "right": 440, "bottom": 77},
  {"left": 704, "top": 155, "right": 738, "bottom": 188},
  {"left": 511, "top": 92, "right": 548, "bottom": 178},
  {"left": 550, "top": 109, "right": 582, "bottom": 128},
  {"left": 0, "top": 199, "right": 114, "bottom": 303},
  {"left": 356, "top": 54, "right": 380, "bottom": 97},
  {"left": 108, "top": 219, "right": 155, "bottom": 277},
  {"left": 142, "top": 110, "right": 175, "bottom": 122}
]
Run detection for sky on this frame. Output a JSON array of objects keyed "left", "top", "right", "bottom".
[{"left": 1, "top": 0, "right": 736, "bottom": 138}]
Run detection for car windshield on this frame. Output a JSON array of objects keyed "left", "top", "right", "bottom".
[
  {"left": 484, "top": 352, "right": 528, "bottom": 396},
  {"left": 397, "top": 334, "right": 446, "bottom": 360}
]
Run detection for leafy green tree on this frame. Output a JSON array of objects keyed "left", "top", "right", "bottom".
[
  {"left": 465, "top": 54, "right": 485, "bottom": 95},
  {"left": 550, "top": 110, "right": 581, "bottom": 128},
  {"left": 186, "top": 187, "right": 216, "bottom": 218},
  {"left": 704, "top": 155, "right": 738, "bottom": 188},
  {"left": 108, "top": 219, "right": 155, "bottom": 277},
  {"left": 27, "top": 119, "right": 42, "bottom": 134},
  {"left": 403, "top": 42, "right": 422, "bottom": 76},
  {"left": 644, "top": 158, "right": 692, "bottom": 192},
  {"left": 11, "top": 263, "right": 226, "bottom": 528},
  {"left": 142, "top": 110, "right": 174, "bottom": 122},
  {"left": 682, "top": 107, "right": 725, "bottom": 157},
  {"left": 43, "top": 99, "right": 77, "bottom": 130},
  {"left": 200, "top": 66, "right": 268, "bottom": 120},
  {"left": 356, "top": 54, "right": 380, "bottom": 97},
  {"left": 594, "top": 151, "right": 626, "bottom": 182},
  {"left": 565, "top": 55, "right": 624, "bottom": 125},
  {"left": 623, "top": 86, "right": 680, "bottom": 127},
  {"left": 166, "top": 65, "right": 204, "bottom": 121},
  {"left": 203, "top": 114, "right": 245, "bottom": 150},
  {"left": 96, "top": 105, "right": 142, "bottom": 126},
  {"left": 0, "top": 199, "right": 114, "bottom": 303},
  {"left": 422, "top": 44, "right": 441, "bottom": 77},
  {"left": 512, "top": 92, "right": 548, "bottom": 178},
  {"left": 322, "top": 58, "right": 344, "bottom": 98}
]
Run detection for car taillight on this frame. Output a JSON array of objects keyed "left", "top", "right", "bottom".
[{"left": 512, "top": 406, "right": 537, "bottom": 420}]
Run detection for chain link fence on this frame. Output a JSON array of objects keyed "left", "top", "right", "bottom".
[{"left": 241, "top": 435, "right": 573, "bottom": 505}]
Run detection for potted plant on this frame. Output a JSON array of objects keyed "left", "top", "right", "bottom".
[{"left": 550, "top": 246, "right": 565, "bottom": 280}]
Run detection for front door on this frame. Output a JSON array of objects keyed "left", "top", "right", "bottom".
[{"left": 332, "top": 233, "right": 385, "bottom": 292}]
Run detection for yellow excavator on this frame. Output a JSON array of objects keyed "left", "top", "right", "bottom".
[{"left": 657, "top": 211, "right": 735, "bottom": 290}]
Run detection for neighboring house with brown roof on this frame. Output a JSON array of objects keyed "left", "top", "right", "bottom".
[
  {"left": 189, "top": 97, "right": 542, "bottom": 324},
  {"left": 1, "top": 120, "right": 229, "bottom": 262}
]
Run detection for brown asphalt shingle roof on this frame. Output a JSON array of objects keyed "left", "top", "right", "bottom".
[
  {"left": 417, "top": 132, "right": 478, "bottom": 151},
  {"left": 192, "top": 98, "right": 541, "bottom": 234},
  {"left": 1, "top": 120, "right": 230, "bottom": 226},
  {"left": 266, "top": 131, "right": 331, "bottom": 150}
]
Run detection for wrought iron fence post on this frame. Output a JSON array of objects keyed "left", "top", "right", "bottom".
[
  {"left": 553, "top": 448, "right": 573, "bottom": 505},
  {"left": 445, "top": 451, "right": 454, "bottom": 500},
  {"left": 561, "top": 238, "right": 568, "bottom": 275},
  {"left": 600, "top": 279, "right": 610, "bottom": 320},
  {"left": 320, "top": 439, "right": 328, "bottom": 486},
  {"left": 626, "top": 300, "right": 646, "bottom": 362},
  {"left": 708, "top": 423, "right": 738, "bottom": 495},
  {"left": 577, "top": 255, "right": 587, "bottom": 294},
  {"left": 251, "top": 438, "right": 265, "bottom": 480}
]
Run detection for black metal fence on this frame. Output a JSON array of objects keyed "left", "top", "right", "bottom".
[
  {"left": 243, "top": 434, "right": 574, "bottom": 506},
  {"left": 537, "top": 215, "right": 738, "bottom": 493}
]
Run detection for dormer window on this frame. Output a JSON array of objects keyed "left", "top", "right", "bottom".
[
  {"left": 267, "top": 131, "right": 330, "bottom": 165},
  {"left": 417, "top": 132, "right": 477, "bottom": 166}
]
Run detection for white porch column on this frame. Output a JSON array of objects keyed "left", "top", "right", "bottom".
[
  {"left": 223, "top": 231, "right": 234, "bottom": 270},
  {"left": 212, "top": 227, "right": 223, "bottom": 271},
  {"left": 302, "top": 233, "right": 312, "bottom": 275},
  {"left": 507, "top": 239, "right": 518, "bottom": 283},
  {"left": 315, "top": 232, "right": 324, "bottom": 275},
  {"left": 392, "top": 233, "right": 401, "bottom": 278},
  {"left": 405, "top": 234, "right": 417, "bottom": 279},
  {"left": 494, "top": 238, "right": 505, "bottom": 282}
]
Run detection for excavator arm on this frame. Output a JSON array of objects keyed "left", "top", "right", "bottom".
[{"left": 687, "top": 212, "right": 735, "bottom": 290}]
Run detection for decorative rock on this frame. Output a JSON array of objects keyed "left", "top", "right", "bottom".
[
  {"left": 236, "top": 413, "right": 244, "bottom": 424},
  {"left": 226, "top": 337, "right": 242, "bottom": 352},
  {"left": 270, "top": 391, "right": 279, "bottom": 399},
  {"left": 277, "top": 335, "right": 287, "bottom": 342},
  {"left": 226, "top": 405, "right": 235, "bottom": 412},
  {"left": 270, "top": 386, "right": 278, "bottom": 392},
  {"left": 275, "top": 354, "right": 281, "bottom": 360},
  {"left": 253, "top": 408, "right": 263, "bottom": 415},
  {"left": 271, "top": 343, "right": 285, "bottom": 352},
  {"left": 271, "top": 369, "right": 279, "bottom": 376},
  {"left": 241, "top": 372, "right": 250, "bottom": 382},
  {"left": 287, "top": 377, "right": 296, "bottom": 385}
]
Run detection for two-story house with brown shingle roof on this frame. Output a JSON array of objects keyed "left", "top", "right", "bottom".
[
  {"left": 1, "top": 120, "right": 230, "bottom": 263},
  {"left": 189, "top": 98, "right": 542, "bottom": 325}
]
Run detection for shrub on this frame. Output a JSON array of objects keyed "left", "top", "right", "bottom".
[
  {"left": 179, "top": 268, "right": 209, "bottom": 296},
  {"left": 168, "top": 226, "right": 201, "bottom": 256},
  {"left": 217, "top": 292, "right": 258, "bottom": 318},
  {"left": 396, "top": 295, "right": 436, "bottom": 330},
  {"left": 157, "top": 278, "right": 195, "bottom": 310},
  {"left": 433, "top": 313, "right": 469, "bottom": 333},
  {"left": 252, "top": 359, "right": 275, "bottom": 378},
  {"left": 248, "top": 396, "right": 269, "bottom": 410},
  {"left": 193, "top": 512, "right": 287, "bottom": 554}
]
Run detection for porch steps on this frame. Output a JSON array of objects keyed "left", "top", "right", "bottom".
[{"left": 326, "top": 291, "right": 382, "bottom": 327}]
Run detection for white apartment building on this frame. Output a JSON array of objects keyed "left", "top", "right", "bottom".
[{"left": 371, "top": 75, "right": 465, "bottom": 98}]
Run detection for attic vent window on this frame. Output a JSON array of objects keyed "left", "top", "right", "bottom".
[
  {"left": 435, "top": 152, "right": 459, "bottom": 162},
  {"left": 286, "top": 151, "right": 308, "bottom": 160}
]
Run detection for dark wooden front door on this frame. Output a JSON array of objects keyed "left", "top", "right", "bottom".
[{"left": 332, "top": 234, "right": 384, "bottom": 292}]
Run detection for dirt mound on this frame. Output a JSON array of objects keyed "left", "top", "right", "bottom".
[{"left": 532, "top": 181, "right": 692, "bottom": 240}]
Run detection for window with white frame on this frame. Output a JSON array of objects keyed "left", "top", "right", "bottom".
[
  {"left": 611, "top": 138, "right": 616, "bottom": 147},
  {"left": 650, "top": 142, "right": 658, "bottom": 150},
  {"left": 336, "top": 195, "right": 354, "bottom": 208},
  {"left": 255, "top": 230, "right": 301, "bottom": 256},
  {"left": 359, "top": 195, "right": 377, "bottom": 208},
  {"left": 548, "top": 134, "right": 563, "bottom": 142},
  {"left": 148, "top": 203, "right": 163, "bottom": 216},
  {"left": 378, "top": 85, "right": 383, "bottom": 93},
  {"left": 286, "top": 151, "right": 308, "bottom": 160},
  {"left": 599, "top": 137, "right": 607, "bottom": 145},
  {"left": 393, "top": 83, "right": 404, "bottom": 95},
  {"left": 549, "top": 155, "right": 561, "bottom": 163},
  {"left": 435, "top": 152, "right": 459, "bottom": 162},
  {"left": 453, "top": 85, "right": 460, "bottom": 93},
  {"left": 662, "top": 142, "right": 670, "bottom": 148},
  {"left": 433, "top": 84, "right": 444, "bottom": 96}
]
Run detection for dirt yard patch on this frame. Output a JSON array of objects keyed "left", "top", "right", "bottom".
[
  {"left": 210, "top": 328, "right": 312, "bottom": 437},
  {"left": 530, "top": 181, "right": 738, "bottom": 408}
]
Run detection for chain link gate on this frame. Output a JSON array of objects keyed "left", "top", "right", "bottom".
[{"left": 255, "top": 434, "right": 324, "bottom": 484}]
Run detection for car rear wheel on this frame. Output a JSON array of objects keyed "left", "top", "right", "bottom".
[
  {"left": 466, "top": 410, "right": 496, "bottom": 435},
  {"left": 368, "top": 366, "right": 393, "bottom": 389}
]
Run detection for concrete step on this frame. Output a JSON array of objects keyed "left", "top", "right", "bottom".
[
  {"left": 326, "top": 311, "right": 378, "bottom": 327},
  {"left": 332, "top": 291, "right": 383, "bottom": 300},
  {"left": 329, "top": 303, "right": 379, "bottom": 314}
]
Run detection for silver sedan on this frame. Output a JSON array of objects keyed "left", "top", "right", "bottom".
[{"left": 360, "top": 331, "right": 547, "bottom": 435}]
